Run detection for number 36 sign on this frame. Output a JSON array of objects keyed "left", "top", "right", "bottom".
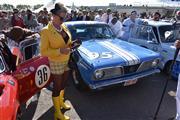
[{"left": 35, "top": 65, "right": 51, "bottom": 88}]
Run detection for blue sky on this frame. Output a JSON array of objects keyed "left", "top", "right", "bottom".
[{"left": 0, "top": 0, "right": 179, "bottom": 6}]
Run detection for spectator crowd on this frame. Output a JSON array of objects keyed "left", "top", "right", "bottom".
[{"left": 0, "top": 7, "right": 163, "bottom": 39}]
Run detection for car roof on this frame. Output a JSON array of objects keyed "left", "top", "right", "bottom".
[
  {"left": 64, "top": 21, "right": 107, "bottom": 26},
  {"left": 143, "top": 19, "right": 173, "bottom": 27}
]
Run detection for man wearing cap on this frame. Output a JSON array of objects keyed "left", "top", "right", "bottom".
[
  {"left": 101, "top": 8, "right": 113, "bottom": 23},
  {"left": 94, "top": 9, "right": 103, "bottom": 22},
  {"left": 40, "top": 2, "right": 71, "bottom": 120},
  {"left": 121, "top": 11, "right": 142, "bottom": 41}
]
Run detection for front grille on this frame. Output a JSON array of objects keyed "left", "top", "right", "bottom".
[{"left": 124, "top": 64, "right": 140, "bottom": 74}]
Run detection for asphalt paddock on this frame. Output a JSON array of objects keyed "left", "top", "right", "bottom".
[{"left": 21, "top": 72, "right": 177, "bottom": 120}]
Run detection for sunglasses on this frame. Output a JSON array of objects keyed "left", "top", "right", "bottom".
[{"left": 57, "top": 9, "right": 67, "bottom": 14}]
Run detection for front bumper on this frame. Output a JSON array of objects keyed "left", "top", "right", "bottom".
[{"left": 88, "top": 69, "right": 160, "bottom": 89}]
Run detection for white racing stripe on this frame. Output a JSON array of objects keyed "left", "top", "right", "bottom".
[
  {"left": 99, "top": 41, "right": 140, "bottom": 65},
  {"left": 105, "top": 41, "right": 140, "bottom": 65},
  {"left": 98, "top": 42, "right": 130, "bottom": 65},
  {"left": 78, "top": 46, "right": 99, "bottom": 60}
]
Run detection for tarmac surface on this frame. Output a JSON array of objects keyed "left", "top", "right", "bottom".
[{"left": 21, "top": 72, "right": 177, "bottom": 120}]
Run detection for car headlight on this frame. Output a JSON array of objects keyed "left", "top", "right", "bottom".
[
  {"left": 152, "top": 59, "right": 159, "bottom": 67},
  {"left": 94, "top": 70, "right": 105, "bottom": 80}
]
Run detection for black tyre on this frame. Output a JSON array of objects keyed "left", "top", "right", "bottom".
[
  {"left": 163, "top": 61, "right": 175, "bottom": 80},
  {"left": 72, "top": 67, "right": 89, "bottom": 91},
  {"left": 163, "top": 61, "right": 172, "bottom": 74}
]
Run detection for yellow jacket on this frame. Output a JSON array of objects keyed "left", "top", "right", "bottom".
[{"left": 40, "top": 22, "right": 72, "bottom": 62}]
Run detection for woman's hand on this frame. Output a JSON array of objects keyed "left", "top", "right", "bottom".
[
  {"left": 60, "top": 47, "right": 70, "bottom": 55},
  {"left": 175, "top": 40, "right": 180, "bottom": 49},
  {"left": 71, "top": 39, "right": 82, "bottom": 49}
]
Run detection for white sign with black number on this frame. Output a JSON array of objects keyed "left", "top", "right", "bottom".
[{"left": 35, "top": 65, "right": 50, "bottom": 88}]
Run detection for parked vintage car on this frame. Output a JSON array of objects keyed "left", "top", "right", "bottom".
[
  {"left": 65, "top": 21, "right": 161, "bottom": 90},
  {"left": 0, "top": 35, "right": 52, "bottom": 120},
  {"left": 128, "top": 19, "right": 180, "bottom": 79}
]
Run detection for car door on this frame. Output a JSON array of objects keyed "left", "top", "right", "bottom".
[
  {"left": 12, "top": 37, "right": 52, "bottom": 103},
  {"left": 129, "top": 25, "right": 161, "bottom": 52}
]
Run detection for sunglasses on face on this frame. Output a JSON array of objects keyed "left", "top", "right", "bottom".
[{"left": 57, "top": 9, "right": 67, "bottom": 14}]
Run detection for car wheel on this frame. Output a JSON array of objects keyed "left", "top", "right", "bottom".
[
  {"left": 163, "top": 61, "right": 173, "bottom": 74},
  {"left": 72, "top": 68, "right": 89, "bottom": 91}
]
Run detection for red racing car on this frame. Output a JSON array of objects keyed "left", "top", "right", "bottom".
[{"left": 0, "top": 36, "right": 53, "bottom": 120}]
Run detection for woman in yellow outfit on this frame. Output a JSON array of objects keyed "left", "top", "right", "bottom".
[{"left": 40, "top": 3, "right": 71, "bottom": 120}]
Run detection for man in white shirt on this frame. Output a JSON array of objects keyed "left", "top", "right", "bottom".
[
  {"left": 101, "top": 8, "right": 113, "bottom": 23},
  {"left": 108, "top": 17, "right": 122, "bottom": 38},
  {"left": 94, "top": 9, "right": 103, "bottom": 22},
  {"left": 121, "top": 11, "right": 142, "bottom": 41},
  {"left": 175, "top": 40, "right": 180, "bottom": 120}
]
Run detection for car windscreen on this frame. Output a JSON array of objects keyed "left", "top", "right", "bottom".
[
  {"left": 159, "top": 25, "right": 177, "bottom": 43},
  {"left": 130, "top": 25, "right": 157, "bottom": 41},
  {"left": 67, "top": 24, "right": 114, "bottom": 41},
  {"left": 19, "top": 38, "right": 40, "bottom": 61},
  {"left": 23, "top": 43, "right": 39, "bottom": 60}
]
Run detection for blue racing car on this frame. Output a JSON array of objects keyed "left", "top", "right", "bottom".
[{"left": 65, "top": 21, "right": 161, "bottom": 90}]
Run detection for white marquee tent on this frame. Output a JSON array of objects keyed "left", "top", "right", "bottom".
[{"left": 33, "top": 1, "right": 72, "bottom": 13}]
